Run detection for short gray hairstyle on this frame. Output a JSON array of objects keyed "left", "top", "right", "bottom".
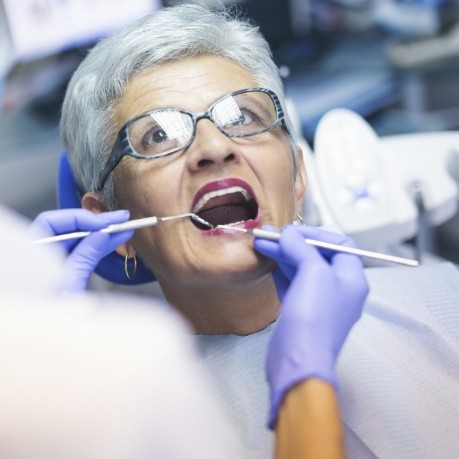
[{"left": 60, "top": 3, "right": 298, "bottom": 208}]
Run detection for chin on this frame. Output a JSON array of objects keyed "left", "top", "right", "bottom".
[{"left": 201, "top": 253, "right": 274, "bottom": 284}]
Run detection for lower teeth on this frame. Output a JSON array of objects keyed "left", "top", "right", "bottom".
[{"left": 224, "top": 220, "right": 246, "bottom": 227}]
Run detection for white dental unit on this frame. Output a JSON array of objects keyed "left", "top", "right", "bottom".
[{"left": 300, "top": 107, "right": 459, "bottom": 259}]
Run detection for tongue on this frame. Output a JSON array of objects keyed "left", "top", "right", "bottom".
[{"left": 198, "top": 205, "right": 252, "bottom": 227}]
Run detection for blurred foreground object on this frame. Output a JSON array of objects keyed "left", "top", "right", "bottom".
[{"left": 0, "top": 204, "right": 237, "bottom": 459}]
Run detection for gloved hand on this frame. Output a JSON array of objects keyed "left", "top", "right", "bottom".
[
  {"left": 30, "top": 209, "right": 133, "bottom": 292},
  {"left": 254, "top": 225, "right": 369, "bottom": 429}
]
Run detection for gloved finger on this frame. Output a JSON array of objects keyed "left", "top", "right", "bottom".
[
  {"left": 253, "top": 226, "right": 283, "bottom": 260},
  {"left": 285, "top": 229, "right": 367, "bottom": 309},
  {"left": 63, "top": 219, "right": 134, "bottom": 254},
  {"left": 303, "top": 228, "right": 365, "bottom": 276},
  {"left": 59, "top": 209, "right": 130, "bottom": 233},
  {"left": 32, "top": 209, "right": 130, "bottom": 236},
  {"left": 254, "top": 236, "right": 297, "bottom": 282},
  {"left": 66, "top": 229, "right": 134, "bottom": 270},
  {"left": 330, "top": 248, "right": 364, "bottom": 272},
  {"left": 272, "top": 266, "right": 290, "bottom": 302},
  {"left": 277, "top": 225, "right": 327, "bottom": 268},
  {"left": 253, "top": 238, "right": 281, "bottom": 260},
  {"left": 253, "top": 227, "right": 298, "bottom": 288},
  {"left": 255, "top": 225, "right": 326, "bottom": 277},
  {"left": 289, "top": 225, "right": 358, "bottom": 263},
  {"left": 292, "top": 225, "right": 355, "bottom": 247},
  {"left": 59, "top": 229, "right": 134, "bottom": 292},
  {"left": 330, "top": 251, "right": 369, "bottom": 306},
  {"left": 276, "top": 259, "right": 296, "bottom": 282}
]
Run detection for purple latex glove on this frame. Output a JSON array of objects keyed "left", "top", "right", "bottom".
[
  {"left": 30, "top": 209, "right": 133, "bottom": 292},
  {"left": 254, "top": 225, "right": 369, "bottom": 429}
]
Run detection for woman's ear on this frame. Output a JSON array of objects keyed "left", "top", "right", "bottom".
[
  {"left": 81, "top": 191, "right": 110, "bottom": 214},
  {"left": 81, "top": 192, "right": 137, "bottom": 258},
  {"left": 294, "top": 146, "right": 308, "bottom": 216}
]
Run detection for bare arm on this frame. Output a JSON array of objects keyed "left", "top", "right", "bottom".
[{"left": 275, "top": 379, "right": 345, "bottom": 459}]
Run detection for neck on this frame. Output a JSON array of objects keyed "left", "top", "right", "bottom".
[{"left": 160, "top": 274, "right": 279, "bottom": 335}]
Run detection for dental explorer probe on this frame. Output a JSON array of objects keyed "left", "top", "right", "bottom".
[
  {"left": 216, "top": 225, "right": 419, "bottom": 267},
  {"left": 31, "top": 213, "right": 212, "bottom": 245}
]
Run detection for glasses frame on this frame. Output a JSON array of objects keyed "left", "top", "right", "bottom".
[{"left": 97, "top": 87, "right": 290, "bottom": 190}]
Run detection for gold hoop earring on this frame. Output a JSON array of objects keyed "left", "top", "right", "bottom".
[
  {"left": 295, "top": 214, "right": 305, "bottom": 225},
  {"left": 124, "top": 254, "right": 137, "bottom": 281}
]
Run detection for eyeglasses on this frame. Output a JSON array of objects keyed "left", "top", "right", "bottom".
[{"left": 97, "top": 87, "right": 289, "bottom": 190}]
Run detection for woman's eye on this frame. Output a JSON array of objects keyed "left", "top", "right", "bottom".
[
  {"left": 143, "top": 127, "right": 168, "bottom": 146},
  {"left": 240, "top": 111, "right": 254, "bottom": 125},
  {"left": 232, "top": 110, "right": 257, "bottom": 126}
]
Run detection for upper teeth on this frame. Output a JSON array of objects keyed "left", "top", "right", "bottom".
[{"left": 193, "top": 186, "right": 251, "bottom": 213}]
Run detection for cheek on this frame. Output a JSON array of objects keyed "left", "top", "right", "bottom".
[
  {"left": 260, "top": 149, "right": 298, "bottom": 219},
  {"left": 263, "top": 149, "right": 296, "bottom": 194},
  {"left": 114, "top": 161, "right": 179, "bottom": 217}
]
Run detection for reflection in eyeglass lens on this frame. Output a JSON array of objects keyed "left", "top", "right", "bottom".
[
  {"left": 213, "top": 95, "right": 243, "bottom": 127},
  {"left": 212, "top": 93, "right": 276, "bottom": 135},
  {"left": 131, "top": 110, "right": 193, "bottom": 156}
]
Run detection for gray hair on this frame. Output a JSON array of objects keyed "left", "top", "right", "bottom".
[{"left": 60, "top": 3, "right": 298, "bottom": 208}]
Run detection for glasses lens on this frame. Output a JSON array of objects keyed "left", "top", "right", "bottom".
[
  {"left": 128, "top": 110, "right": 193, "bottom": 157},
  {"left": 212, "top": 90, "right": 278, "bottom": 137}
]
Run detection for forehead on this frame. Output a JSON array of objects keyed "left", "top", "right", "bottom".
[{"left": 115, "top": 55, "right": 259, "bottom": 128}]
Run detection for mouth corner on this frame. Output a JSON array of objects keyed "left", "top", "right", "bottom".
[{"left": 190, "top": 215, "right": 215, "bottom": 231}]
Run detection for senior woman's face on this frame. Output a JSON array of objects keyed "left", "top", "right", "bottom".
[{"left": 110, "top": 55, "right": 306, "bottom": 286}]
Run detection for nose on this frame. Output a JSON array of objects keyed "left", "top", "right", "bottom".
[{"left": 185, "top": 118, "right": 241, "bottom": 171}]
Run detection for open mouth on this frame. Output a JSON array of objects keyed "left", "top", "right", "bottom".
[{"left": 191, "top": 185, "right": 259, "bottom": 230}]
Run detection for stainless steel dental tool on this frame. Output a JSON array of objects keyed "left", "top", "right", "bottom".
[
  {"left": 31, "top": 213, "right": 212, "bottom": 245},
  {"left": 217, "top": 225, "right": 419, "bottom": 267}
]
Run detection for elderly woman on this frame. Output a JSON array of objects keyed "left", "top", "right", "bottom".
[{"left": 32, "top": 4, "right": 369, "bottom": 458}]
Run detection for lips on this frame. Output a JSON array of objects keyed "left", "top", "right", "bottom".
[{"left": 191, "top": 179, "right": 259, "bottom": 230}]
